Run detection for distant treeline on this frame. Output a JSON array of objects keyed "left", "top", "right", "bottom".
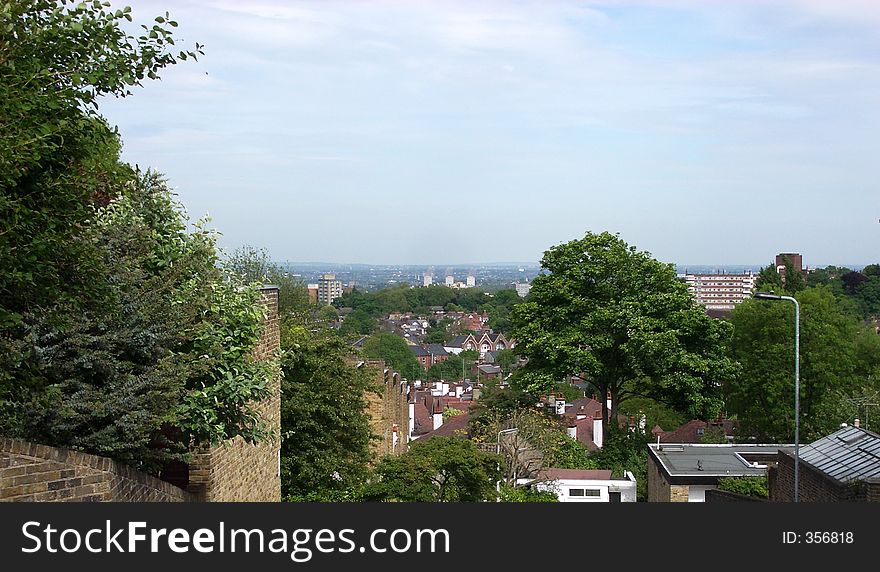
[{"left": 333, "top": 284, "right": 524, "bottom": 333}]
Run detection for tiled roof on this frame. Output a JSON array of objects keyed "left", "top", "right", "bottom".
[
  {"left": 541, "top": 468, "right": 613, "bottom": 481},
  {"left": 419, "top": 412, "right": 471, "bottom": 440},
  {"left": 797, "top": 426, "right": 880, "bottom": 483}
]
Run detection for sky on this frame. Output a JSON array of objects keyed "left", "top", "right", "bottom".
[{"left": 99, "top": 0, "right": 880, "bottom": 267}]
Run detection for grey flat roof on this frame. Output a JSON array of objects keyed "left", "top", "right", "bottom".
[
  {"left": 797, "top": 426, "right": 880, "bottom": 483},
  {"left": 649, "top": 443, "right": 793, "bottom": 482}
]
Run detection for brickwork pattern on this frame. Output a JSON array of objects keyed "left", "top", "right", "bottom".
[
  {"left": 646, "top": 455, "right": 671, "bottom": 502},
  {"left": 186, "top": 287, "right": 282, "bottom": 502},
  {"left": 0, "top": 439, "right": 193, "bottom": 502},
  {"left": 770, "top": 450, "right": 880, "bottom": 502},
  {"left": 364, "top": 359, "right": 410, "bottom": 459}
]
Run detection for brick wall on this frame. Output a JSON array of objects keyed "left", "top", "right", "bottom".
[
  {"left": 647, "top": 454, "right": 671, "bottom": 502},
  {"left": 1, "top": 439, "right": 194, "bottom": 502},
  {"left": 364, "top": 359, "right": 409, "bottom": 459},
  {"left": 186, "top": 286, "right": 282, "bottom": 502},
  {"left": 1, "top": 287, "right": 282, "bottom": 503},
  {"left": 770, "top": 450, "right": 880, "bottom": 502}
]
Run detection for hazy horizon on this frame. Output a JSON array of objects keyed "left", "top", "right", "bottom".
[{"left": 101, "top": 1, "right": 880, "bottom": 265}]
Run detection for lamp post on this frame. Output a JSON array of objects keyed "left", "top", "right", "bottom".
[{"left": 753, "top": 291, "right": 800, "bottom": 502}]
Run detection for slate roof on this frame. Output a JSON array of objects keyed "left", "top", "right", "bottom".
[
  {"left": 418, "top": 412, "right": 471, "bottom": 440},
  {"left": 425, "top": 344, "right": 448, "bottom": 356},
  {"left": 410, "top": 346, "right": 432, "bottom": 357},
  {"left": 797, "top": 426, "right": 880, "bottom": 483}
]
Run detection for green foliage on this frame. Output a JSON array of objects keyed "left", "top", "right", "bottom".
[
  {"left": 754, "top": 264, "right": 784, "bottom": 293},
  {"left": 362, "top": 332, "right": 420, "bottom": 376},
  {"left": 498, "top": 484, "right": 558, "bottom": 502},
  {"left": 495, "top": 348, "right": 518, "bottom": 373},
  {"left": 726, "top": 286, "right": 880, "bottom": 442},
  {"left": 617, "top": 396, "right": 687, "bottom": 436},
  {"left": 510, "top": 231, "right": 738, "bottom": 432},
  {"left": 717, "top": 476, "right": 769, "bottom": 498},
  {"left": 427, "top": 349, "right": 479, "bottom": 381},
  {"left": 333, "top": 284, "right": 519, "bottom": 333},
  {"left": 365, "top": 437, "right": 502, "bottom": 502},
  {"left": 1, "top": 0, "right": 201, "bottom": 330},
  {"left": 588, "top": 427, "right": 651, "bottom": 501},
  {"left": 338, "top": 308, "right": 377, "bottom": 336},
  {"left": 279, "top": 322, "right": 377, "bottom": 499},
  {"left": 1, "top": 173, "right": 274, "bottom": 470}
]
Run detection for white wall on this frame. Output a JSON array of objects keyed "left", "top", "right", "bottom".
[
  {"left": 687, "top": 485, "right": 715, "bottom": 502},
  {"left": 517, "top": 472, "right": 637, "bottom": 503}
]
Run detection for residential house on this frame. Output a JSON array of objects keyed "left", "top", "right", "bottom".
[
  {"left": 651, "top": 418, "right": 737, "bottom": 443},
  {"left": 769, "top": 424, "right": 880, "bottom": 502},
  {"left": 647, "top": 443, "right": 792, "bottom": 502},
  {"left": 517, "top": 468, "right": 637, "bottom": 502}
]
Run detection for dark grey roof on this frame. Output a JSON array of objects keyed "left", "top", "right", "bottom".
[
  {"left": 425, "top": 344, "right": 448, "bottom": 356},
  {"left": 477, "top": 364, "right": 501, "bottom": 375},
  {"left": 445, "top": 336, "right": 469, "bottom": 347},
  {"left": 797, "top": 426, "right": 880, "bottom": 483},
  {"left": 648, "top": 443, "right": 793, "bottom": 483},
  {"left": 410, "top": 346, "right": 431, "bottom": 357}
]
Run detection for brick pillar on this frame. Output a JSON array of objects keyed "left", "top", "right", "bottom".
[{"left": 187, "top": 286, "right": 282, "bottom": 502}]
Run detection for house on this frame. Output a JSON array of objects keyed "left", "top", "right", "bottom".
[
  {"left": 651, "top": 418, "right": 737, "bottom": 443},
  {"left": 444, "top": 331, "right": 512, "bottom": 357},
  {"left": 410, "top": 344, "right": 449, "bottom": 370},
  {"left": 647, "top": 443, "right": 792, "bottom": 502},
  {"left": 516, "top": 468, "right": 637, "bottom": 502},
  {"left": 476, "top": 364, "right": 501, "bottom": 380},
  {"left": 769, "top": 424, "right": 880, "bottom": 502}
]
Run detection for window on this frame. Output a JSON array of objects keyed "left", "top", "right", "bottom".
[{"left": 568, "top": 488, "right": 601, "bottom": 497}]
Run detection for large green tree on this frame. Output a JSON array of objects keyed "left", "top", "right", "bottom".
[
  {"left": 362, "top": 332, "right": 420, "bottom": 377},
  {"left": 364, "top": 437, "right": 502, "bottom": 502},
  {"left": 509, "top": 232, "right": 738, "bottom": 440},
  {"left": 280, "top": 323, "right": 377, "bottom": 500},
  {"left": 726, "top": 286, "right": 880, "bottom": 441}
]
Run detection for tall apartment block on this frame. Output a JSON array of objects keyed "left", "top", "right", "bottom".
[
  {"left": 318, "top": 273, "right": 343, "bottom": 305},
  {"left": 683, "top": 271, "right": 756, "bottom": 311}
]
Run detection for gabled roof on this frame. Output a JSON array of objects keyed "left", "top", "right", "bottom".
[
  {"left": 410, "top": 346, "right": 432, "bottom": 357},
  {"left": 445, "top": 335, "right": 469, "bottom": 348},
  {"left": 419, "top": 412, "right": 471, "bottom": 440},
  {"left": 797, "top": 426, "right": 880, "bottom": 483},
  {"left": 425, "top": 344, "right": 448, "bottom": 356},
  {"left": 652, "top": 419, "right": 737, "bottom": 443}
]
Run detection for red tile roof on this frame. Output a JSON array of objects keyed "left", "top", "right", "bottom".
[{"left": 541, "top": 468, "right": 613, "bottom": 481}]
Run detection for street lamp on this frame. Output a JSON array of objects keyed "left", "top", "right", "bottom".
[{"left": 753, "top": 291, "right": 800, "bottom": 502}]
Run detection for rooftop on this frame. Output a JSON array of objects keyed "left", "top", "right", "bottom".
[
  {"left": 796, "top": 426, "right": 880, "bottom": 483},
  {"left": 648, "top": 443, "right": 793, "bottom": 483}
]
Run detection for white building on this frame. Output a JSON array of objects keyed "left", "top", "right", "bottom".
[
  {"left": 317, "top": 273, "right": 343, "bottom": 305},
  {"left": 683, "top": 271, "right": 756, "bottom": 311},
  {"left": 517, "top": 468, "right": 637, "bottom": 502},
  {"left": 423, "top": 272, "right": 433, "bottom": 287},
  {"left": 514, "top": 282, "right": 532, "bottom": 298},
  {"left": 466, "top": 273, "right": 476, "bottom": 287}
]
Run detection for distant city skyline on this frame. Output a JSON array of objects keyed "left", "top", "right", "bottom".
[{"left": 101, "top": 1, "right": 880, "bottom": 265}]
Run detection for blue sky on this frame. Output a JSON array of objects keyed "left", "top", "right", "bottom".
[{"left": 100, "top": 0, "right": 880, "bottom": 267}]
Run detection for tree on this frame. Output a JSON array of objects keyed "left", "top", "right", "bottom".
[
  {"left": 1, "top": 0, "right": 201, "bottom": 330},
  {"left": 863, "top": 264, "right": 880, "bottom": 278},
  {"left": 2, "top": 173, "right": 275, "bottom": 471},
  {"left": 726, "top": 286, "right": 880, "bottom": 442},
  {"left": 754, "top": 264, "right": 784, "bottom": 293},
  {"left": 364, "top": 437, "right": 502, "bottom": 502},
  {"left": 338, "top": 308, "right": 376, "bottom": 336},
  {"left": 362, "top": 333, "right": 420, "bottom": 376},
  {"left": 495, "top": 349, "right": 518, "bottom": 373},
  {"left": 510, "top": 232, "right": 738, "bottom": 441},
  {"left": 280, "top": 323, "right": 377, "bottom": 500}
]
